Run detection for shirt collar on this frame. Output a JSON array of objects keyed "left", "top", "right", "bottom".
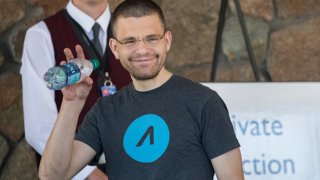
[{"left": 66, "top": 0, "right": 111, "bottom": 33}]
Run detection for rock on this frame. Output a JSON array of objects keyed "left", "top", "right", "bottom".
[
  {"left": 0, "top": 139, "right": 38, "bottom": 180},
  {"left": 26, "top": 0, "right": 67, "bottom": 17},
  {"left": 161, "top": 0, "right": 220, "bottom": 70},
  {"left": 0, "top": 50, "right": 4, "bottom": 67},
  {"left": 269, "top": 16, "right": 320, "bottom": 81},
  {"left": 174, "top": 64, "right": 212, "bottom": 82},
  {"left": 0, "top": 0, "right": 24, "bottom": 33},
  {"left": 0, "top": 135, "right": 9, "bottom": 167},
  {"left": 0, "top": 95, "right": 24, "bottom": 142},
  {"left": 219, "top": 15, "right": 269, "bottom": 81},
  {"left": 0, "top": 73, "right": 22, "bottom": 111},
  {"left": 12, "top": 7, "right": 44, "bottom": 62},
  {"left": 275, "top": 0, "right": 320, "bottom": 19},
  {"left": 229, "top": 0, "right": 274, "bottom": 21},
  {"left": 222, "top": 16, "right": 269, "bottom": 63}
]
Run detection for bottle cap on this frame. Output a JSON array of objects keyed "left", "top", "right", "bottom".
[{"left": 90, "top": 59, "right": 100, "bottom": 70}]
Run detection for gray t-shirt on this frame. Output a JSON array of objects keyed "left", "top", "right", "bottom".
[{"left": 75, "top": 75, "right": 240, "bottom": 180}]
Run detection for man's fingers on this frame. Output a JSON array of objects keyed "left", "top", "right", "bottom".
[
  {"left": 64, "top": 48, "right": 74, "bottom": 60},
  {"left": 63, "top": 45, "right": 85, "bottom": 62},
  {"left": 75, "top": 45, "right": 85, "bottom": 59},
  {"left": 59, "top": 61, "right": 66, "bottom": 65},
  {"left": 83, "top": 77, "right": 93, "bottom": 87}
]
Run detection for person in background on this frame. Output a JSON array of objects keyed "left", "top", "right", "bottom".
[
  {"left": 20, "top": 0, "right": 131, "bottom": 179},
  {"left": 39, "top": 0, "right": 244, "bottom": 179}
]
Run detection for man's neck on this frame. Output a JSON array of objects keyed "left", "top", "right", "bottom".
[
  {"left": 132, "top": 69, "right": 173, "bottom": 92},
  {"left": 72, "top": 0, "right": 108, "bottom": 20}
]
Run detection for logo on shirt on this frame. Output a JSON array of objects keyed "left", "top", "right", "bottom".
[{"left": 123, "top": 114, "right": 170, "bottom": 163}]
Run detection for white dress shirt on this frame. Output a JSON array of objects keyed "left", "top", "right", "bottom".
[{"left": 20, "top": 1, "right": 110, "bottom": 179}]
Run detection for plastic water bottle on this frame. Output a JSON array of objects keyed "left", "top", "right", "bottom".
[{"left": 43, "top": 58, "right": 100, "bottom": 90}]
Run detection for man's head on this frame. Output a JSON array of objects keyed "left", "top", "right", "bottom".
[
  {"left": 109, "top": 0, "right": 172, "bottom": 81},
  {"left": 111, "top": 0, "right": 166, "bottom": 37}
]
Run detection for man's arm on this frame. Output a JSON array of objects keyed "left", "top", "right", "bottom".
[
  {"left": 211, "top": 148, "right": 244, "bottom": 180},
  {"left": 39, "top": 45, "right": 98, "bottom": 179},
  {"left": 21, "top": 22, "right": 103, "bottom": 179},
  {"left": 21, "top": 23, "right": 99, "bottom": 178}
]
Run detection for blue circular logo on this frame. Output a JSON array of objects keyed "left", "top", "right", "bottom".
[{"left": 123, "top": 114, "right": 170, "bottom": 163}]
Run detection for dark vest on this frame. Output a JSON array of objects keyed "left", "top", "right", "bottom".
[{"left": 44, "top": 10, "right": 131, "bottom": 127}]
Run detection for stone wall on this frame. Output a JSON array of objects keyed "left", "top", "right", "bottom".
[{"left": 0, "top": 0, "right": 319, "bottom": 179}]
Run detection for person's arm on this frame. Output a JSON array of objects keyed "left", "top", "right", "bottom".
[
  {"left": 21, "top": 22, "right": 104, "bottom": 180},
  {"left": 39, "top": 98, "right": 96, "bottom": 179},
  {"left": 21, "top": 21, "right": 57, "bottom": 155},
  {"left": 39, "top": 45, "right": 98, "bottom": 179},
  {"left": 200, "top": 93, "right": 244, "bottom": 180},
  {"left": 211, "top": 148, "right": 244, "bottom": 180}
]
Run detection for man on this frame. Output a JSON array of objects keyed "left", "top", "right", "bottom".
[
  {"left": 21, "top": 0, "right": 131, "bottom": 179},
  {"left": 39, "top": 0, "right": 245, "bottom": 179}
]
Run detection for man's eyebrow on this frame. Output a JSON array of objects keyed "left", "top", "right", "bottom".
[
  {"left": 119, "top": 33, "right": 162, "bottom": 40},
  {"left": 145, "top": 34, "right": 160, "bottom": 37},
  {"left": 119, "top": 36, "right": 136, "bottom": 41}
]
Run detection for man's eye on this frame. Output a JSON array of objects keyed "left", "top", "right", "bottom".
[
  {"left": 123, "top": 40, "right": 136, "bottom": 45},
  {"left": 146, "top": 37, "right": 159, "bottom": 43}
]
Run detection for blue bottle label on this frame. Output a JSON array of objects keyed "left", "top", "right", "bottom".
[{"left": 60, "top": 63, "right": 81, "bottom": 85}]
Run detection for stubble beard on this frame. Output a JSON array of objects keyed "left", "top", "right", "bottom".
[{"left": 125, "top": 53, "right": 164, "bottom": 81}]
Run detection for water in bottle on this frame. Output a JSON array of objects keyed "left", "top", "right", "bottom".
[{"left": 43, "top": 58, "right": 100, "bottom": 90}]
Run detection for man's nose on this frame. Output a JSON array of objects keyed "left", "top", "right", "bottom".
[
  {"left": 135, "top": 39, "right": 149, "bottom": 53},
  {"left": 136, "top": 39, "right": 148, "bottom": 47}
]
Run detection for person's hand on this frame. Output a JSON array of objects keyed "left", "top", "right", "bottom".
[
  {"left": 61, "top": 45, "right": 93, "bottom": 101},
  {"left": 86, "top": 168, "right": 108, "bottom": 180}
]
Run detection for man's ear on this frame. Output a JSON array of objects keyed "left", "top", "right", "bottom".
[
  {"left": 109, "top": 38, "right": 120, "bottom": 59},
  {"left": 164, "top": 31, "right": 172, "bottom": 52}
]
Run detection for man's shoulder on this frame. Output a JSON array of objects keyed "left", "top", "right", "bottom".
[
  {"left": 171, "top": 75, "right": 215, "bottom": 94},
  {"left": 27, "top": 9, "right": 65, "bottom": 33},
  {"left": 44, "top": 9, "right": 66, "bottom": 21},
  {"left": 168, "top": 75, "right": 218, "bottom": 105},
  {"left": 25, "top": 20, "right": 49, "bottom": 37},
  {"left": 43, "top": 9, "right": 70, "bottom": 28}
]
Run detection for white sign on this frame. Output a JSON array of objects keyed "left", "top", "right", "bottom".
[{"left": 203, "top": 83, "right": 320, "bottom": 180}]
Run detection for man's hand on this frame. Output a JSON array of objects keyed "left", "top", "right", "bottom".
[
  {"left": 86, "top": 168, "right": 108, "bottom": 180},
  {"left": 61, "top": 45, "right": 93, "bottom": 101}
]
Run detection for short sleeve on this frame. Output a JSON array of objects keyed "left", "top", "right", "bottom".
[
  {"left": 75, "top": 103, "right": 102, "bottom": 165},
  {"left": 201, "top": 92, "right": 240, "bottom": 159}
]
